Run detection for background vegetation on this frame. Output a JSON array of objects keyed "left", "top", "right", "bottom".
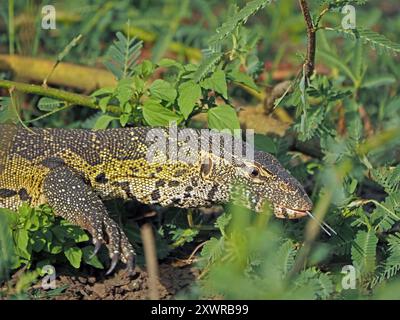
[{"left": 0, "top": 0, "right": 400, "bottom": 299}]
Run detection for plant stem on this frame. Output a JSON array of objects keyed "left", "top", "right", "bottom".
[
  {"left": 8, "top": 0, "right": 15, "bottom": 55},
  {"left": 299, "top": 0, "right": 316, "bottom": 78},
  {"left": 0, "top": 79, "right": 120, "bottom": 114}
]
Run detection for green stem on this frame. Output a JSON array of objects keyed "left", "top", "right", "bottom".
[
  {"left": 0, "top": 79, "right": 120, "bottom": 114},
  {"left": 8, "top": 0, "right": 15, "bottom": 55}
]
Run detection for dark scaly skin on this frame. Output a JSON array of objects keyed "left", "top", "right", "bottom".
[{"left": 0, "top": 124, "right": 312, "bottom": 274}]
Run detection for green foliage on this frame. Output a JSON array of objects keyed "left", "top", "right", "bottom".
[
  {"left": 0, "top": 213, "right": 15, "bottom": 282},
  {"left": 2, "top": 0, "right": 400, "bottom": 300},
  {"left": 208, "top": 0, "right": 271, "bottom": 47},
  {"left": 326, "top": 28, "right": 400, "bottom": 56},
  {"left": 351, "top": 230, "right": 378, "bottom": 278},
  {"left": 90, "top": 18, "right": 263, "bottom": 132},
  {"left": 104, "top": 31, "right": 143, "bottom": 80},
  {"left": 0, "top": 204, "right": 103, "bottom": 271}
]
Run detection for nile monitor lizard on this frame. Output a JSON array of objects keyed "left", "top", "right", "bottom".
[{"left": 0, "top": 124, "right": 312, "bottom": 274}]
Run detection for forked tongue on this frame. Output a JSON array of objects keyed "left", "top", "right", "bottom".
[{"left": 306, "top": 211, "right": 337, "bottom": 237}]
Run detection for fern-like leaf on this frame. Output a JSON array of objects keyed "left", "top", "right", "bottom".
[
  {"left": 104, "top": 31, "right": 143, "bottom": 80},
  {"left": 371, "top": 165, "right": 400, "bottom": 194},
  {"left": 325, "top": 27, "right": 400, "bottom": 56},
  {"left": 208, "top": 0, "right": 271, "bottom": 47},
  {"left": 351, "top": 230, "right": 378, "bottom": 277},
  {"left": 371, "top": 192, "right": 400, "bottom": 232},
  {"left": 193, "top": 52, "right": 223, "bottom": 82},
  {"left": 275, "top": 240, "right": 297, "bottom": 277}
]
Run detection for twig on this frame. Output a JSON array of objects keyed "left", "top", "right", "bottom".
[
  {"left": 140, "top": 222, "right": 160, "bottom": 300},
  {"left": 299, "top": 0, "right": 316, "bottom": 78},
  {"left": 0, "top": 79, "right": 120, "bottom": 114},
  {"left": 186, "top": 241, "right": 207, "bottom": 264},
  {"left": 43, "top": 34, "right": 83, "bottom": 87}
]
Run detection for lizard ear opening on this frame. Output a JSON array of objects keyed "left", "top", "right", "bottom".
[{"left": 200, "top": 155, "right": 213, "bottom": 180}]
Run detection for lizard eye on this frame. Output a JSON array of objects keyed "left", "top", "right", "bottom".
[{"left": 250, "top": 168, "right": 260, "bottom": 178}]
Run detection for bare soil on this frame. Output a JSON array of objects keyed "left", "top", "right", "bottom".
[{"left": 1, "top": 259, "right": 199, "bottom": 300}]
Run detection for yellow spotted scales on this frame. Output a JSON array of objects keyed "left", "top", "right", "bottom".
[{"left": 0, "top": 124, "right": 312, "bottom": 274}]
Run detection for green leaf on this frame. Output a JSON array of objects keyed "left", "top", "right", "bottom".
[
  {"left": 362, "top": 75, "right": 396, "bottom": 88},
  {"left": 93, "top": 114, "right": 117, "bottom": 130},
  {"left": 201, "top": 70, "right": 228, "bottom": 99},
  {"left": 325, "top": 27, "right": 400, "bottom": 56},
  {"left": 177, "top": 81, "right": 201, "bottom": 119},
  {"left": 158, "top": 58, "right": 183, "bottom": 70},
  {"left": 91, "top": 87, "right": 115, "bottom": 97},
  {"left": 351, "top": 230, "right": 378, "bottom": 276},
  {"left": 208, "top": 0, "right": 271, "bottom": 46},
  {"left": 119, "top": 113, "right": 130, "bottom": 127},
  {"left": 14, "top": 229, "right": 30, "bottom": 259},
  {"left": 139, "top": 60, "right": 154, "bottom": 78},
  {"left": 200, "top": 237, "right": 224, "bottom": 265},
  {"left": 193, "top": 52, "right": 223, "bottom": 83},
  {"left": 64, "top": 246, "right": 82, "bottom": 269},
  {"left": 98, "top": 96, "right": 111, "bottom": 113},
  {"left": 104, "top": 32, "right": 143, "bottom": 79},
  {"left": 142, "top": 101, "right": 182, "bottom": 126},
  {"left": 149, "top": 79, "right": 177, "bottom": 102},
  {"left": 115, "top": 79, "right": 134, "bottom": 106},
  {"left": 227, "top": 69, "right": 259, "bottom": 91},
  {"left": 37, "top": 97, "right": 63, "bottom": 112},
  {"left": 0, "top": 213, "right": 16, "bottom": 280},
  {"left": 82, "top": 246, "right": 104, "bottom": 269},
  {"left": 208, "top": 104, "right": 240, "bottom": 133},
  {"left": 254, "top": 134, "right": 277, "bottom": 154}
]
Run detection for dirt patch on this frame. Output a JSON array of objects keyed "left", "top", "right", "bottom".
[
  {"left": 1, "top": 259, "right": 199, "bottom": 300},
  {"left": 35, "top": 260, "right": 199, "bottom": 300}
]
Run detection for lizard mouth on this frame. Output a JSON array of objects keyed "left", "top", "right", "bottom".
[{"left": 273, "top": 206, "right": 309, "bottom": 219}]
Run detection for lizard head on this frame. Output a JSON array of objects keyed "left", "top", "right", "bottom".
[{"left": 232, "top": 150, "right": 313, "bottom": 219}]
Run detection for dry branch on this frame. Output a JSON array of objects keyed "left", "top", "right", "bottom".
[{"left": 0, "top": 54, "right": 116, "bottom": 92}]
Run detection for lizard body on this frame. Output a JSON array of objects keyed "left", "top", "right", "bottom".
[{"left": 0, "top": 124, "right": 312, "bottom": 273}]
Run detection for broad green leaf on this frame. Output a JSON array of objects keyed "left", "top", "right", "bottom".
[
  {"left": 115, "top": 79, "right": 134, "bottom": 106},
  {"left": 158, "top": 58, "right": 183, "bottom": 70},
  {"left": 142, "top": 101, "right": 182, "bottom": 126},
  {"left": 91, "top": 87, "right": 115, "bottom": 97},
  {"left": 254, "top": 134, "right": 277, "bottom": 154},
  {"left": 201, "top": 70, "right": 228, "bottom": 99},
  {"left": 37, "top": 97, "right": 63, "bottom": 112},
  {"left": 93, "top": 114, "right": 117, "bottom": 130},
  {"left": 120, "top": 114, "right": 130, "bottom": 127},
  {"left": 149, "top": 79, "right": 177, "bottom": 102},
  {"left": 208, "top": 104, "right": 240, "bottom": 133},
  {"left": 140, "top": 60, "right": 154, "bottom": 77},
  {"left": 98, "top": 96, "right": 111, "bottom": 113},
  {"left": 228, "top": 69, "right": 259, "bottom": 91},
  {"left": 64, "top": 246, "right": 82, "bottom": 269},
  {"left": 177, "top": 81, "right": 201, "bottom": 119},
  {"left": 15, "top": 229, "right": 30, "bottom": 259},
  {"left": 82, "top": 246, "right": 104, "bottom": 269}
]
